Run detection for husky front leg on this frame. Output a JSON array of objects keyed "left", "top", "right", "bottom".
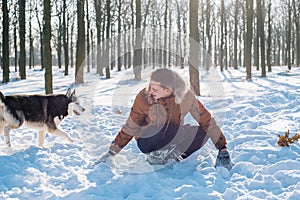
[
  {"left": 37, "top": 131, "right": 46, "bottom": 147},
  {"left": 0, "top": 119, "right": 6, "bottom": 138},
  {"left": 49, "top": 129, "right": 74, "bottom": 144},
  {"left": 4, "top": 126, "right": 12, "bottom": 147}
]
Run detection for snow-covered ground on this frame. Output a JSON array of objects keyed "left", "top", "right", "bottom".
[{"left": 0, "top": 65, "right": 299, "bottom": 200}]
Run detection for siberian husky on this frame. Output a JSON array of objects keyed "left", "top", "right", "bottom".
[{"left": 0, "top": 88, "right": 85, "bottom": 147}]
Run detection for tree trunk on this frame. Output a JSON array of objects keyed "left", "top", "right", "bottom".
[
  {"left": 94, "top": 0, "right": 104, "bottom": 75},
  {"left": 214, "top": 26, "right": 218, "bottom": 66},
  {"left": 200, "top": 2, "right": 204, "bottom": 70},
  {"left": 123, "top": 24, "right": 128, "bottom": 69},
  {"left": 14, "top": 24, "right": 18, "bottom": 72},
  {"left": 256, "top": 0, "right": 266, "bottom": 77},
  {"left": 266, "top": 1, "right": 272, "bottom": 72},
  {"left": 176, "top": 0, "right": 182, "bottom": 68},
  {"left": 277, "top": 29, "right": 281, "bottom": 66},
  {"left": 19, "top": 0, "right": 26, "bottom": 79},
  {"left": 189, "top": 0, "right": 200, "bottom": 96},
  {"left": 220, "top": 0, "right": 225, "bottom": 71},
  {"left": 168, "top": 10, "right": 172, "bottom": 66},
  {"left": 75, "top": 0, "right": 85, "bottom": 84},
  {"left": 2, "top": 0, "right": 10, "bottom": 83},
  {"left": 43, "top": 0, "right": 53, "bottom": 94},
  {"left": 57, "top": 16, "right": 62, "bottom": 69},
  {"left": 233, "top": 0, "right": 239, "bottom": 69},
  {"left": 205, "top": 0, "right": 213, "bottom": 69},
  {"left": 100, "top": 14, "right": 106, "bottom": 74},
  {"left": 63, "top": 0, "right": 69, "bottom": 75},
  {"left": 182, "top": 7, "right": 187, "bottom": 68},
  {"left": 287, "top": 0, "right": 292, "bottom": 70},
  {"left": 91, "top": 29, "right": 95, "bottom": 68},
  {"left": 70, "top": 21, "right": 75, "bottom": 68},
  {"left": 163, "top": 0, "right": 168, "bottom": 66},
  {"left": 105, "top": 0, "right": 111, "bottom": 79},
  {"left": 245, "top": 0, "right": 254, "bottom": 80},
  {"left": 129, "top": 0, "right": 134, "bottom": 69},
  {"left": 293, "top": 0, "right": 300, "bottom": 67},
  {"left": 40, "top": 31, "right": 44, "bottom": 70},
  {"left": 128, "top": 29, "right": 132, "bottom": 68},
  {"left": 254, "top": 30, "right": 259, "bottom": 70},
  {"left": 224, "top": 17, "right": 228, "bottom": 70},
  {"left": 117, "top": 0, "right": 123, "bottom": 71},
  {"left": 29, "top": 4, "right": 34, "bottom": 70},
  {"left": 63, "top": 0, "right": 69, "bottom": 76},
  {"left": 86, "top": 0, "right": 91, "bottom": 73},
  {"left": 34, "top": 6, "right": 44, "bottom": 70},
  {"left": 133, "top": 0, "right": 142, "bottom": 80},
  {"left": 152, "top": 14, "right": 156, "bottom": 68}
]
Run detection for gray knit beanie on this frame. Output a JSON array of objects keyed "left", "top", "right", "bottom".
[
  {"left": 150, "top": 68, "right": 175, "bottom": 89},
  {"left": 149, "top": 68, "right": 188, "bottom": 103}
]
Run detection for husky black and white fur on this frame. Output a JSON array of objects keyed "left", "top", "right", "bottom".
[{"left": 0, "top": 88, "right": 85, "bottom": 147}]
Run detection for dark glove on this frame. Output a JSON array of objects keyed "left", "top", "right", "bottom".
[
  {"left": 215, "top": 150, "right": 234, "bottom": 171},
  {"left": 92, "top": 151, "right": 115, "bottom": 167}
]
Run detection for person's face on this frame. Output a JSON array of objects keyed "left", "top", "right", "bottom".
[{"left": 149, "top": 81, "right": 173, "bottom": 100}]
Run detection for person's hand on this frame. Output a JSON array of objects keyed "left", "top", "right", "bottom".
[
  {"left": 215, "top": 149, "right": 234, "bottom": 171},
  {"left": 92, "top": 151, "right": 115, "bottom": 167}
]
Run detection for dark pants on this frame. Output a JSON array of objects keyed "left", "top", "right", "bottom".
[{"left": 137, "top": 124, "right": 209, "bottom": 159}]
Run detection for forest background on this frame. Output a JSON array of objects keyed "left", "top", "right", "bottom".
[{"left": 0, "top": 0, "right": 300, "bottom": 94}]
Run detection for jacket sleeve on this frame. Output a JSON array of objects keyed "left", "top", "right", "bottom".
[
  {"left": 110, "top": 92, "right": 146, "bottom": 154},
  {"left": 189, "top": 97, "right": 227, "bottom": 150}
]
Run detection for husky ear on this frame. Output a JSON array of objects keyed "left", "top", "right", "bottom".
[
  {"left": 66, "top": 88, "right": 72, "bottom": 97},
  {"left": 71, "top": 89, "right": 76, "bottom": 96}
]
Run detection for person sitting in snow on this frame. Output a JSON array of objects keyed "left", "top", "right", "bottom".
[{"left": 100, "top": 68, "right": 233, "bottom": 170}]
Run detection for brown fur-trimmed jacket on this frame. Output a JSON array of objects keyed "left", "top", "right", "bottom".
[{"left": 109, "top": 87, "right": 227, "bottom": 154}]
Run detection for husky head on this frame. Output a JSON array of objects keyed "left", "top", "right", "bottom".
[{"left": 66, "top": 88, "right": 85, "bottom": 116}]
